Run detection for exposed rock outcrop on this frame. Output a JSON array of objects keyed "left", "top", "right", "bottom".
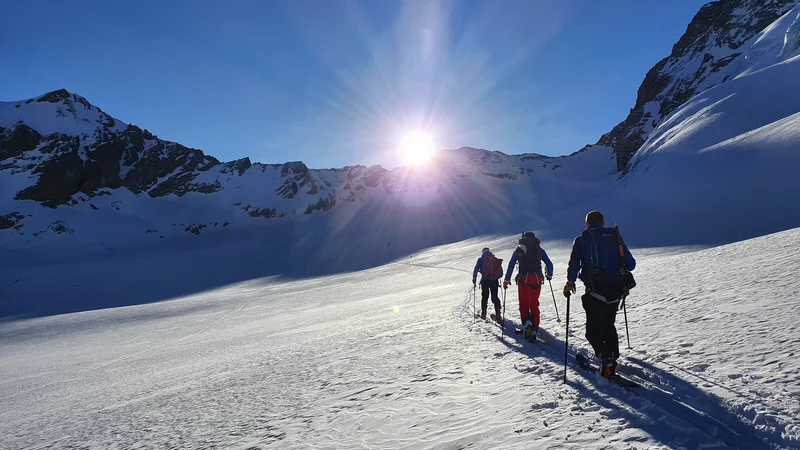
[{"left": 598, "top": 0, "right": 798, "bottom": 172}]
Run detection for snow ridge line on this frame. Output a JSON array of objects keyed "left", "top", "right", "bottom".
[{"left": 396, "top": 261, "right": 471, "bottom": 274}]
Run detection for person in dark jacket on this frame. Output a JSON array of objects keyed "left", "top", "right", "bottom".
[
  {"left": 564, "top": 211, "right": 636, "bottom": 379},
  {"left": 472, "top": 247, "right": 503, "bottom": 322},
  {"left": 503, "top": 232, "right": 554, "bottom": 339}
]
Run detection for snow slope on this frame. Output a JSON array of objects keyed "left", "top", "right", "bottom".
[
  {"left": 597, "top": 0, "right": 799, "bottom": 171},
  {"left": 729, "top": 4, "right": 800, "bottom": 77},
  {"left": 0, "top": 146, "right": 615, "bottom": 319},
  {"left": 1, "top": 229, "right": 798, "bottom": 449},
  {"left": 616, "top": 6, "right": 800, "bottom": 245}
]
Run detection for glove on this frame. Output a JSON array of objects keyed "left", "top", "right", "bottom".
[
  {"left": 503, "top": 280, "right": 510, "bottom": 289},
  {"left": 545, "top": 275, "right": 552, "bottom": 281},
  {"left": 563, "top": 281, "right": 576, "bottom": 298}
]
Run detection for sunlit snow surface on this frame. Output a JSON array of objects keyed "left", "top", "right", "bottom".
[{"left": 1, "top": 230, "right": 798, "bottom": 449}]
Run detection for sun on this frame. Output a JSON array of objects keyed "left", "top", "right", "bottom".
[{"left": 398, "top": 131, "right": 437, "bottom": 166}]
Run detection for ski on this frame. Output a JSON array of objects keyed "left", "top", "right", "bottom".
[
  {"left": 474, "top": 312, "right": 505, "bottom": 328},
  {"left": 575, "top": 353, "right": 640, "bottom": 388},
  {"left": 511, "top": 327, "right": 548, "bottom": 346},
  {"left": 489, "top": 313, "right": 505, "bottom": 328}
]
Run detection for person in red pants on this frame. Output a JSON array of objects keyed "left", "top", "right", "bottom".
[{"left": 503, "top": 231, "right": 554, "bottom": 340}]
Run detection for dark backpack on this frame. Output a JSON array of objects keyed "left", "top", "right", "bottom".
[
  {"left": 482, "top": 253, "right": 503, "bottom": 279},
  {"left": 516, "top": 234, "right": 541, "bottom": 274},
  {"left": 582, "top": 226, "right": 636, "bottom": 295},
  {"left": 581, "top": 228, "right": 615, "bottom": 289}
]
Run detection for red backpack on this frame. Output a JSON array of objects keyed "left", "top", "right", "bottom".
[{"left": 482, "top": 253, "right": 503, "bottom": 279}]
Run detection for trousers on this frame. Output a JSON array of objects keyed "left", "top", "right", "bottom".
[
  {"left": 480, "top": 278, "right": 501, "bottom": 312},
  {"left": 517, "top": 273, "right": 541, "bottom": 328},
  {"left": 581, "top": 284, "right": 623, "bottom": 360}
]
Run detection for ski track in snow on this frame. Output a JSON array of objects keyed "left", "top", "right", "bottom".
[{"left": 1, "top": 230, "right": 799, "bottom": 449}]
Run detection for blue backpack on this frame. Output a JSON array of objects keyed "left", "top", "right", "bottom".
[{"left": 581, "top": 225, "right": 636, "bottom": 294}]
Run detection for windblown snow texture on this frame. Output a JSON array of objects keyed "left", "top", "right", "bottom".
[{"left": 1, "top": 230, "right": 798, "bottom": 449}]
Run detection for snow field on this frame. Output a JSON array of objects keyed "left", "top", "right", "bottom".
[{"left": 2, "top": 229, "right": 798, "bottom": 449}]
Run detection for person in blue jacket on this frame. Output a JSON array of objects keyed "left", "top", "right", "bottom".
[
  {"left": 564, "top": 211, "right": 636, "bottom": 379},
  {"left": 472, "top": 247, "right": 503, "bottom": 322},
  {"left": 502, "top": 232, "right": 554, "bottom": 339}
]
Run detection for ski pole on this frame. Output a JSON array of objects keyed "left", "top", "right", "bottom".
[
  {"left": 621, "top": 297, "right": 631, "bottom": 349},
  {"left": 548, "top": 279, "right": 561, "bottom": 323},
  {"left": 501, "top": 285, "right": 507, "bottom": 340},
  {"left": 473, "top": 285, "right": 477, "bottom": 323},
  {"left": 564, "top": 293, "right": 570, "bottom": 384}
]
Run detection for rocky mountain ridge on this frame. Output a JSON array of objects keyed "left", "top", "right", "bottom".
[
  {"left": 2, "top": 89, "right": 600, "bottom": 244},
  {"left": 598, "top": 0, "right": 799, "bottom": 172}
]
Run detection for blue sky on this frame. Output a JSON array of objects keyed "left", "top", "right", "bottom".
[{"left": 1, "top": 0, "right": 708, "bottom": 168}]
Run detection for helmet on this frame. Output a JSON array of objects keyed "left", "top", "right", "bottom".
[{"left": 481, "top": 247, "right": 490, "bottom": 253}]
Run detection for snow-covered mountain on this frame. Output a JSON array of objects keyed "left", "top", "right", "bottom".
[
  {"left": 1, "top": 88, "right": 617, "bottom": 250},
  {"left": 2, "top": 0, "right": 800, "bottom": 258},
  {"left": 611, "top": 2, "right": 800, "bottom": 243},
  {"left": 598, "top": 0, "right": 799, "bottom": 171}
]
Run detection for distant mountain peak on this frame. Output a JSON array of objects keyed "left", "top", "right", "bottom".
[
  {"left": 36, "top": 88, "right": 74, "bottom": 103},
  {"left": 29, "top": 89, "right": 98, "bottom": 117},
  {"left": 2, "top": 88, "right": 120, "bottom": 137}
]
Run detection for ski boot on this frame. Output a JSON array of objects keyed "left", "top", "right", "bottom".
[
  {"left": 601, "top": 351, "right": 617, "bottom": 380},
  {"left": 523, "top": 320, "right": 536, "bottom": 341},
  {"left": 494, "top": 306, "right": 502, "bottom": 324},
  {"left": 480, "top": 309, "right": 487, "bottom": 320}
]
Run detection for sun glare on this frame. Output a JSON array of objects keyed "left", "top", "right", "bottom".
[{"left": 398, "top": 131, "right": 436, "bottom": 166}]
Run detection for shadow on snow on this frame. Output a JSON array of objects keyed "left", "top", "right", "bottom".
[
  {"left": 493, "top": 322, "right": 777, "bottom": 450},
  {"left": 2, "top": 187, "right": 797, "bottom": 321}
]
